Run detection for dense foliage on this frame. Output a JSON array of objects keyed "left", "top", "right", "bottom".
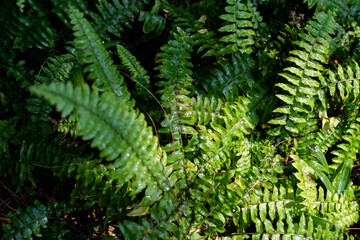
[{"left": 1, "top": 0, "right": 360, "bottom": 239}]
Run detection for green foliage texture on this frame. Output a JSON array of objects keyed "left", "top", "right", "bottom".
[{"left": 1, "top": 0, "right": 360, "bottom": 239}]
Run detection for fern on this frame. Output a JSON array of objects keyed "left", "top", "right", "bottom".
[
  {"left": 139, "top": 5, "right": 166, "bottom": 35},
  {"left": 2, "top": 200, "right": 48, "bottom": 239},
  {"left": 200, "top": 53, "right": 258, "bottom": 102},
  {"left": 30, "top": 82, "right": 167, "bottom": 201},
  {"left": 217, "top": 0, "right": 261, "bottom": 55},
  {"left": 39, "top": 53, "right": 76, "bottom": 84},
  {"left": 69, "top": 6, "right": 134, "bottom": 107},
  {"left": 331, "top": 116, "right": 360, "bottom": 194},
  {"left": 269, "top": 11, "right": 339, "bottom": 136},
  {"left": 116, "top": 44, "right": 151, "bottom": 98},
  {"left": 235, "top": 185, "right": 358, "bottom": 239},
  {"left": 326, "top": 62, "right": 360, "bottom": 103},
  {"left": 155, "top": 27, "right": 194, "bottom": 159},
  {"left": 0, "top": 1, "right": 56, "bottom": 51},
  {"left": 2, "top": 0, "right": 360, "bottom": 239},
  {"left": 89, "top": 0, "right": 145, "bottom": 40}
]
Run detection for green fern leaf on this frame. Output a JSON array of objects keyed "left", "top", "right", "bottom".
[
  {"left": 2, "top": 200, "right": 48, "bottom": 239},
  {"left": 201, "top": 53, "right": 257, "bottom": 102},
  {"left": 69, "top": 6, "right": 134, "bottom": 107},
  {"left": 331, "top": 116, "right": 360, "bottom": 194},
  {"left": 326, "top": 62, "right": 360, "bottom": 103},
  {"left": 1, "top": 1, "right": 56, "bottom": 50},
  {"left": 116, "top": 44, "right": 151, "bottom": 97},
  {"left": 270, "top": 11, "right": 339, "bottom": 136},
  {"left": 139, "top": 11, "right": 166, "bottom": 35},
  {"left": 88, "top": 0, "right": 144, "bottom": 39},
  {"left": 30, "top": 82, "right": 167, "bottom": 200},
  {"left": 39, "top": 53, "right": 75, "bottom": 84},
  {"left": 218, "top": 0, "right": 258, "bottom": 55},
  {"left": 292, "top": 154, "right": 318, "bottom": 213},
  {"left": 180, "top": 96, "right": 224, "bottom": 126},
  {"left": 155, "top": 27, "right": 195, "bottom": 176}
]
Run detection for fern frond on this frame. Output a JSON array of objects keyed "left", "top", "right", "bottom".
[
  {"left": 16, "top": 0, "right": 27, "bottom": 12},
  {"left": 235, "top": 185, "right": 358, "bottom": 238},
  {"left": 180, "top": 96, "right": 224, "bottom": 126},
  {"left": 316, "top": 186, "right": 359, "bottom": 230},
  {"left": 119, "top": 191, "right": 185, "bottom": 239},
  {"left": 162, "top": 1, "right": 200, "bottom": 34},
  {"left": 116, "top": 44, "right": 151, "bottom": 97},
  {"left": 292, "top": 154, "right": 318, "bottom": 213},
  {"left": 201, "top": 53, "right": 257, "bottom": 102},
  {"left": 156, "top": 27, "right": 195, "bottom": 160},
  {"left": 303, "top": 0, "right": 343, "bottom": 12},
  {"left": 331, "top": 116, "right": 360, "bottom": 194},
  {"left": 155, "top": 27, "right": 194, "bottom": 83},
  {"left": 245, "top": 0, "right": 268, "bottom": 48},
  {"left": 326, "top": 62, "right": 360, "bottom": 103},
  {"left": 89, "top": 0, "right": 144, "bottom": 40},
  {"left": 218, "top": 0, "right": 257, "bottom": 55},
  {"left": 197, "top": 96, "right": 260, "bottom": 171},
  {"left": 0, "top": 1, "right": 56, "bottom": 50},
  {"left": 269, "top": 11, "right": 339, "bottom": 136},
  {"left": 51, "top": 0, "right": 89, "bottom": 29},
  {"left": 69, "top": 6, "right": 134, "bottom": 107},
  {"left": 67, "top": 157, "right": 132, "bottom": 219},
  {"left": 2, "top": 200, "right": 48, "bottom": 239},
  {"left": 117, "top": 44, "right": 149, "bottom": 81},
  {"left": 26, "top": 97, "right": 52, "bottom": 126},
  {"left": 16, "top": 135, "right": 82, "bottom": 185},
  {"left": 315, "top": 120, "right": 347, "bottom": 152},
  {"left": 139, "top": 10, "right": 166, "bottom": 35},
  {"left": 40, "top": 53, "right": 75, "bottom": 84},
  {"left": 233, "top": 213, "right": 348, "bottom": 240},
  {"left": 57, "top": 119, "right": 78, "bottom": 137},
  {"left": 30, "top": 82, "right": 167, "bottom": 202}
]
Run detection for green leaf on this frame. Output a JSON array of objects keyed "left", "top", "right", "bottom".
[
  {"left": 30, "top": 82, "right": 166, "bottom": 198},
  {"left": 335, "top": 159, "right": 352, "bottom": 194},
  {"left": 127, "top": 204, "right": 150, "bottom": 217},
  {"left": 303, "top": 157, "right": 333, "bottom": 192},
  {"left": 69, "top": 6, "right": 133, "bottom": 107},
  {"left": 268, "top": 115, "right": 287, "bottom": 125}
]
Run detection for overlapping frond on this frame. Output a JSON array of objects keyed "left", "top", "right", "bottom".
[
  {"left": 69, "top": 6, "right": 134, "bottom": 107},
  {"left": 30, "top": 82, "right": 167, "bottom": 202},
  {"left": 0, "top": 1, "right": 56, "bottom": 50},
  {"left": 39, "top": 53, "right": 75, "bottom": 84},
  {"left": 269, "top": 11, "right": 339, "bottom": 136},
  {"left": 235, "top": 185, "right": 358, "bottom": 239},
  {"left": 196, "top": 96, "right": 260, "bottom": 170},
  {"left": 2, "top": 200, "right": 48, "bottom": 239},
  {"left": 325, "top": 62, "right": 360, "bottom": 103},
  {"left": 89, "top": 0, "right": 145, "bottom": 39},
  {"left": 2, "top": 0, "right": 360, "bottom": 239},
  {"left": 156, "top": 27, "right": 194, "bottom": 152},
  {"left": 200, "top": 53, "right": 257, "bottom": 102},
  {"left": 116, "top": 44, "right": 151, "bottom": 97},
  {"left": 218, "top": 0, "right": 257, "bottom": 55},
  {"left": 316, "top": 186, "right": 359, "bottom": 229}
]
